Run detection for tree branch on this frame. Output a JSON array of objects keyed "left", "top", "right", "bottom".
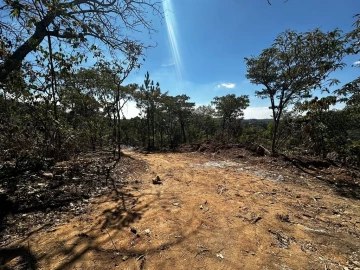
[{"left": 0, "top": 13, "right": 55, "bottom": 84}]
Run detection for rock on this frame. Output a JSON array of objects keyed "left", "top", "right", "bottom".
[
  {"left": 200, "top": 205, "right": 203, "bottom": 210},
  {"left": 152, "top": 176, "right": 162, "bottom": 185},
  {"left": 130, "top": 227, "right": 137, "bottom": 234},
  {"left": 43, "top": 172, "right": 53, "bottom": 179},
  {"left": 144, "top": 228, "right": 151, "bottom": 235}
]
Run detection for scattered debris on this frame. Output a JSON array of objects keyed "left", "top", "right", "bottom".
[
  {"left": 77, "top": 233, "right": 89, "bottom": 238},
  {"left": 252, "top": 216, "right": 262, "bottom": 224},
  {"left": 276, "top": 213, "right": 291, "bottom": 223},
  {"left": 301, "top": 242, "right": 317, "bottom": 253},
  {"left": 195, "top": 244, "right": 210, "bottom": 258},
  {"left": 136, "top": 254, "right": 145, "bottom": 261},
  {"left": 236, "top": 212, "right": 262, "bottom": 224},
  {"left": 0, "top": 151, "right": 147, "bottom": 247},
  {"left": 216, "top": 185, "right": 228, "bottom": 195},
  {"left": 122, "top": 255, "right": 129, "bottom": 261},
  {"left": 216, "top": 252, "right": 224, "bottom": 260},
  {"left": 302, "top": 226, "right": 327, "bottom": 234},
  {"left": 269, "top": 230, "right": 295, "bottom": 249},
  {"left": 160, "top": 244, "right": 170, "bottom": 251},
  {"left": 2, "top": 147, "right": 360, "bottom": 269}
]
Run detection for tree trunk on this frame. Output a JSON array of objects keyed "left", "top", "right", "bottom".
[
  {"left": 0, "top": 13, "right": 55, "bottom": 84},
  {"left": 47, "top": 34, "right": 61, "bottom": 158},
  {"left": 116, "top": 97, "right": 121, "bottom": 160},
  {"left": 112, "top": 113, "right": 117, "bottom": 158},
  {"left": 271, "top": 120, "right": 279, "bottom": 155},
  {"left": 147, "top": 108, "right": 151, "bottom": 150}
]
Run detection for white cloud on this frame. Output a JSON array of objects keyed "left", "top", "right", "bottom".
[
  {"left": 217, "top": 83, "right": 236, "bottom": 89},
  {"left": 122, "top": 101, "right": 140, "bottom": 119},
  {"left": 243, "top": 107, "right": 272, "bottom": 119},
  {"left": 353, "top": 61, "right": 360, "bottom": 67}
]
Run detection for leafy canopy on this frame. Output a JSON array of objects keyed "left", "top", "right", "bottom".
[{"left": 245, "top": 28, "right": 346, "bottom": 153}]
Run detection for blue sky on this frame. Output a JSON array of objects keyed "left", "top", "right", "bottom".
[{"left": 122, "top": 0, "right": 360, "bottom": 119}]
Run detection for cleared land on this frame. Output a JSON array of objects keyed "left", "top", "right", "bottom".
[{"left": 1, "top": 149, "right": 360, "bottom": 269}]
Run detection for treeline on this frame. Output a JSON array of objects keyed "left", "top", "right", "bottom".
[
  {"left": 0, "top": 66, "right": 251, "bottom": 162},
  {"left": 0, "top": 0, "right": 360, "bottom": 168},
  {"left": 1, "top": 61, "right": 359, "bottom": 166}
]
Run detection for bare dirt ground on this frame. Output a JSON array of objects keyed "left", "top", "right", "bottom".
[{"left": 1, "top": 149, "right": 360, "bottom": 269}]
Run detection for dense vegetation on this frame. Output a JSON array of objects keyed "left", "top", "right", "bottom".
[{"left": 1, "top": 0, "right": 360, "bottom": 173}]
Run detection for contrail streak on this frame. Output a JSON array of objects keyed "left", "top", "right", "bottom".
[{"left": 162, "top": 0, "right": 183, "bottom": 79}]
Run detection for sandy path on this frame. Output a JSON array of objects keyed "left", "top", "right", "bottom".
[{"left": 3, "top": 152, "right": 360, "bottom": 269}]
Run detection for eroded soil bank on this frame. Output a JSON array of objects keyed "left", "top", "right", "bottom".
[{"left": 1, "top": 150, "right": 360, "bottom": 269}]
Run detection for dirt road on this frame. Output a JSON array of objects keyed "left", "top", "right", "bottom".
[{"left": 3, "top": 152, "right": 360, "bottom": 269}]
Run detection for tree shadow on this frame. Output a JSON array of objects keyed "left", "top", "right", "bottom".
[
  {"left": 1, "top": 182, "right": 202, "bottom": 269},
  {"left": 0, "top": 246, "right": 37, "bottom": 270}
]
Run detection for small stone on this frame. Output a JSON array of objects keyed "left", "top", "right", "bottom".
[
  {"left": 43, "top": 172, "right": 53, "bottom": 179},
  {"left": 144, "top": 228, "right": 151, "bottom": 235},
  {"left": 122, "top": 255, "right": 129, "bottom": 261},
  {"left": 152, "top": 176, "right": 162, "bottom": 185},
  {"left": 130, "top": 227, "right": 137, "bottom": 234},
  {"left": 216, "top": 253, "right": 224, "bottom": 259},
  {"left": 172, "top": 202, "right": 179, "bottom": 206},
  {"left": 200, "top": 205, "right": 203, "bottom": 210}
]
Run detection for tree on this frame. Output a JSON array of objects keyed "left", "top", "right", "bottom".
[
  {"left": 89, "top": 63, "right": 137, "bottom": 159},
  {"left": 347, "top": 14, "right": 360, "bottom": 55},
  {"left": 299, "top": 96, "right": 341, "bottom": 158},
  {"left": 0, "top": 0, "right": 161, "bottom": 85},
  {"left": 211, "top": 94, "right": 249, "bottom": 141},
  {"left": 245, "top": 29, "right": 345, "bottom": 154},
  {"left": 336, "top": 14, "right": 360, "bottom": 115},
  {"left": 171, "top": 94, "right": 195, "bottom": 144},
  {"left": 135, "top": 72, "right": 163, "bottom": 150},
  {"left": 190, "top": 105, "right": 217, "bottom": 141}
]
